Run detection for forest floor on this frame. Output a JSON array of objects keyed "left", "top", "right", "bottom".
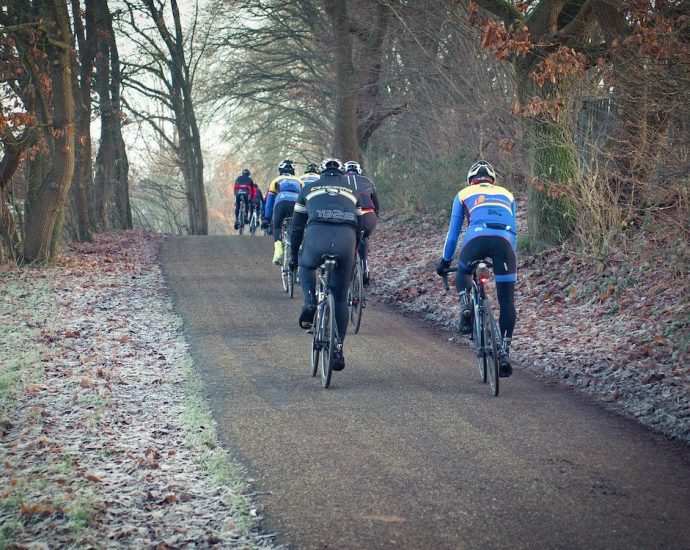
[
  {"left": 0, "top": 214, "right": 688, "bottom": 547},
  {"left": 367, "top": 208, "right": 690, "bottom": 445},
  {"left": 0, "top": 232, "right": 274, "bottom": 548}
]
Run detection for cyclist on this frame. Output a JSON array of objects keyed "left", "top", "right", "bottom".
[
  {"left": 233, "top": 168, "right": 254, "bottom": 230},
  {"left": 299, "top": 162, "right": 321, "bottom": 187},
  {"left": 250, "top": 181, "right": 264, "bottom": 226},
  {"left": 343, "top": 160, "right": 379, "bottom": 286},
  {"left": 435, "top": 160, "right": 517, "bottom": 377},
  {"left": 289, "top": 158, "right": 361, "bottom": 371},
  {"left": 264, "top": 159, "right": 303, "bottom": 264}
]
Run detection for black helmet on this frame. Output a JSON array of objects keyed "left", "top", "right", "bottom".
[
  {"left": 305, "top": 163, "right": 319, "bottom": 174},
  {"left": 467, "top": 160, "right": 496, "bottom": 185},
  {"left": 320, "top": 158, "right": 344, "bottom": 174},
  {"left": 344, "top": 161, "right": 362, "bottom": 175},
  {"left": 242, "top": 168, "right": 250, "bottom": 177},
  {"left": 278, "top": 159, "right": 295, "bottom": 175}
]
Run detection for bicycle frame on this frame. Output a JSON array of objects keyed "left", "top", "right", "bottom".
[{"left": 442, "top": 261, "right": 501, "bottom": 395}]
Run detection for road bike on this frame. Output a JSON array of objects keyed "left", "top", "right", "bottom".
[
  {"left": 309, "top": 254, "right": 340, "bottom": 388},
  {"left": 280, "top": 217, "right": 295, "bottom": 298},
  {"left": 443, "top": 261, "right": 501, "bottom": 396},
  {"left": 237, "top": 195, "right": 247, "bottom": 235},
  {"left": 249, "top": 207, "right": 258, "bottom": 236},
  {"left": 348, "top": 250, "right": 366, "bottom": 334}
]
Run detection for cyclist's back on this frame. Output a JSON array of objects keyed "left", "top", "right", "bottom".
[{"left": 265, "top": 159, "right": 302, "bottom": 264}]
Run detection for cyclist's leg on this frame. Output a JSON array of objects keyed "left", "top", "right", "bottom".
[
  {"left": 296, "top": 227, "right": 322, "bottom": 328},
  {"left": 487, "top": 236, "right": 517, "bottom": 341},
  {"left": 457, "top": 237, "right": 488, "bottom": 332},
  {"left": 359, "top": 213, "right": 377, "bottom": 283},
  {"left": 234, "top": 195, "right": 241, "bottom": 228}
]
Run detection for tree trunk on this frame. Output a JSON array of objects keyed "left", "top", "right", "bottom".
[
  {"left": 22, "top": 0, "right": 76, "bottom": 263},
  {"left": 325, "top": 0, "right": 359, "bottom": 161}
]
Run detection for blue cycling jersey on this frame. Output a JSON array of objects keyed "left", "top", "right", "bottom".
[{"left": 442, "top": 181, "right": 517, "bottom": 263}]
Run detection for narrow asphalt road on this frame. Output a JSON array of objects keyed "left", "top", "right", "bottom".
[{"left": 161, "top": 235, "right": 690, "bottom": 550}]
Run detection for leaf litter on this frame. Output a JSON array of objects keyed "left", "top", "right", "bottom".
[{"left": 0, "top": 231, "right": 277, "bottom": 548}]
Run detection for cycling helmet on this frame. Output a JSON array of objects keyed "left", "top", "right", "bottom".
[
  {"left": 278, "top": 159, "right": 295, "bottom": 175},
  {"left": 320, "top": 158, "right": 345, "bottom": 174},
  {"left": 344, "top": 161, "right": 362, "bottom": 175},
  {"left": 305, "top": 163, "right": 319, "bottom": 174},
  {"left": 242, "top": 168, "right": 250, "bottom": 176},
  {"left": 467, "top": 160, "right": 496, "bottom": 185}
]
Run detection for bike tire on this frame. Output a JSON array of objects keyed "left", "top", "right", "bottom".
[
  {"left": 310, "top": 305, "right": 320, "bottom": 377},
  {"left": 349, "top": 259, "right": 364, "bottom": 333},
  {"left": 238, "top": 205, "right": 245, "bottom": 235},
  {"left": 473, "top": 300, "right": 487, "bottom": 383},
  {"left": 249, "top": 213, "right": 257, "bottom": 235},
  {"left": 321, "top": 293, "right": 335, "bottom": 389},
  {"left": 484, "top": 303, "right": 500, "bottom": 396}
]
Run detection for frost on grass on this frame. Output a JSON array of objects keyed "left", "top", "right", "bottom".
[
  {"left": 0, "top": 231, "right": 275, "bottom": 548},
  {"left": 367, "top": 212, "right": 690, "bottom": 445}
]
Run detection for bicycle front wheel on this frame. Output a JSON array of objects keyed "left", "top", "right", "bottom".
[
  {"left": 349, "top": 259, "right": 364, "bottom": 333},
  {"left": 310, "top": 306, "right": 321, "bottom": 377},
  {"left": 484, "top": 303, "right": 499, "bottom": 396},
  {"left": 474, "top": 302, "right": 487, "bottom": 383},
  {"left": 321, "top": 293, "right": 336, "bottom": 388}
]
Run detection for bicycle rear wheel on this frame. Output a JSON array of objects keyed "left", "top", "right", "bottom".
[
  {"left": 310, "top": 305, "right": 321, "bottom": 377},
  {"left": 238, "top": 205, "right": 245, "bottom": 235},
  {"left": 284, "top": 242, "right": 294, "bottom": 298},
  {"left": 473, "top": 301, "right": 487, "bottom": 383},
  {"left": 249, "top": 213, "right": 257, "bottom": 235},
  {"left": 349, "top": 258, "right": 364, "bottom": 333},
  {"left": 484, "top": 304, "right": 499, "bottom": 396},
  {"left": 321, "top": 293, "right": 335, "bottom": 388}
]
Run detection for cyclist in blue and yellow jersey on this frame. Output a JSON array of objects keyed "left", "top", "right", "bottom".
[
  {"left": 264, "top": 159, "right": 303, "bottom": 264},
  {"left": 289, "top": 158, "right": 362, "bottom": 371},
  {"left": 343, "top": 160, "right": 379, "bottom": 286},
  {"left": 299, "top": 163, "right": 321, "bottom": 187},
  {"left": 435, "top": 160, "right": 517, "bottom": 377}
]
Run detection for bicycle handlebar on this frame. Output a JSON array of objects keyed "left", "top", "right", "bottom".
[{"left": 441, "top": 267, "right": 458, "bottom": 291}]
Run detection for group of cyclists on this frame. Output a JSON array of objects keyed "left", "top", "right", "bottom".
[{"left": 232, "top": 156, "right": 517, "bottom": 377}]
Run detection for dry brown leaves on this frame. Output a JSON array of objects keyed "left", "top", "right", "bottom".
[{"left": 0, "top": 231, "right": 274, "bottom": 548}]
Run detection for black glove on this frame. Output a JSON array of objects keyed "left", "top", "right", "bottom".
[
  {"left": 436, "top": 258, "right": 451, "bottom": 276},
  {"left": 288, "top": 258, "right": 298, "bottom": 272}
]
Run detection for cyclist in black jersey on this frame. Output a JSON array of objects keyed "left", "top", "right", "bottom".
[
  {"left": 343, "top": 161, "right": 379, "bottom": 286},
  {"left": 289, "top": 158, "right": 362, "bottom": 371}
]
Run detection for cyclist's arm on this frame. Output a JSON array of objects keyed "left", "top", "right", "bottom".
[
  {"left": 290, "top": 189, "right": 308, "bottom": 257},
  {"left": 233, "top": 180, "right": 240, "bottom": 195},
  {"left": 371, "top": 185, "right": 380, "bottom": 216},
  {"left": 442, "top": 194, "right": 465, "bottom": 262},
  {"left": 264, "top": 180, "right": 277, "bottom": 220}
]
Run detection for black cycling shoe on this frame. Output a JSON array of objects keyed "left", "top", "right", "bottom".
[
  {"left": 234, "top": 222, "right": 239, "bottom": 230},
  {"left": 332, "top": 346, "right": 345, "bottom": 371},
  {"left": 459, "top": 305, "right": 472, "bottom": 334},
  {"left": 362, "top": 271, "right": 370, "bottom": 287},
  {"left": 299, "top": 304, "right": 317, "bottom": 329},
  {"left": 499, "top": 353, "right": 513, "bottom": 377}
]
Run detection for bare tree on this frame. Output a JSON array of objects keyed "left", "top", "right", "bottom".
[{"left": 119, "top": 0, "right": 208, "bottom": 235}]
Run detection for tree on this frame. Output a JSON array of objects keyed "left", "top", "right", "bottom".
[
  {"left": 93, "top": 0, "right": 131, "bottom": 231},
  {"left": 119, "top": 0, "right": 208, "bottom": 235},
  {"left": 2, "top": 0, "right": 76, "bottom": 263}
]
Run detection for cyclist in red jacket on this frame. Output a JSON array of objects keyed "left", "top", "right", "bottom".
[{"left": 233, "top": 168, "right": 253, "bottom": 230}]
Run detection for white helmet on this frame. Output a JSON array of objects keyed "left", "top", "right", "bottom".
[
  {"left": 278, "top": 159, "right": 295, "bottom": 174},
  {"left": 467, "top": 160, "right": 496, "bottom": 185},
  {"left": 320, "top": 158, "right": 344, "bottom": 174},
  {"left": 344, "top": 161, "right": 362, "bottom": 175}
]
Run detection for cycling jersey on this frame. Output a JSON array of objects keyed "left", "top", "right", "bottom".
[
  {"left": 234, "top": 174, "right": 254, "bottom": 196},
  {"left": 264, "top": 174, "right": 302, "bottom": 220},
  {"left": 299, "top": 173, "right": 320, "bottom": 187},
  {"left": 443, "top": 181, "right": 517, "bottom": 261},
  {"left": 343, "top": 173, "right": 379, "bottom": 213},
  {"left": 292, "top": 173, "right": 361, "bottom": 231}
]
